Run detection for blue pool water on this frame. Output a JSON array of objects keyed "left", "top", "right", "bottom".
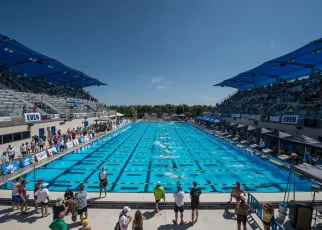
[{"left": 0, "top": 122, "right": 314, "bottom": 193}]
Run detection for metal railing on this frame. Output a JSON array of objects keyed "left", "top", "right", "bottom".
[{"left": 247, "top": 193, "right": 285, "bottom": 230}]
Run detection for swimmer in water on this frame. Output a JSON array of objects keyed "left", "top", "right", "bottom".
[{"left": 165, "top": 172, "right": 184, "bottom": 179}]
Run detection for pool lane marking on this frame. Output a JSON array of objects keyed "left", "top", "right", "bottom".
[
  {"left": 110, "top": 124, "right": 151, "bottom": 192},
  {"left": 144, "top": 124, "right": 157, "bottom": 192}
]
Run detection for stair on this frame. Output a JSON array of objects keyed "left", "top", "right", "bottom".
[{"left": 5, "top": 89, "right": 47, "bottom": 114}]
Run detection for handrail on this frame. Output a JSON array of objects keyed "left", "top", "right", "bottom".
[{"left": 248, "top": 193, "right": 285, "bottom": 230}]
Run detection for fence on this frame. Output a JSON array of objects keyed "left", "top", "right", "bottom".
[{"left": 247, "top": 193, "right": 285, "bottom": 230}]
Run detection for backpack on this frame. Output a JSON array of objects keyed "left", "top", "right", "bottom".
[{"left": 114, "top": 214, "right": 125, "bottom": 230}]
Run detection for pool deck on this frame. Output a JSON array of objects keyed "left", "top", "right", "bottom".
[{"left": 0, "top": 205, "right": 321, "bottom": 230}]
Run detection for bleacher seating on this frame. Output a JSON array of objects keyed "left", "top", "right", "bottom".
[{"left": 0, "top": 90, "right": 25, "bottom": 116}]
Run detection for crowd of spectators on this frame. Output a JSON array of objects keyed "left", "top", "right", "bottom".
[
  {"left": 215, "top": 71, "right": 322, "bottom": 115},
  {"left": 0, "top": 73, "right": 98, "bottom": 102}
]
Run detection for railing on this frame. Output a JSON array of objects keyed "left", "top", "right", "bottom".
[{"left": 248, "top": 193, "right": 285, "bottom": 230}]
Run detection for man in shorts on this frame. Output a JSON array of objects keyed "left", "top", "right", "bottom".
[
  {"left": 98, "top": 166, "right": 107, "bottom": 199},
  {"left": 36, "top": 182, "right": 50, "bottom": 217},
  {"left": 190, "top": 181, "right": 201, "bottom": 225},
  {"left": 11, "top": 177, "right": 21, "bottom": 210},
  {"left": 34, "top": 178, "right": 43, "bottom": 214},
  {"left": 7, "top": 146, "right": 15, "bottom": 162},
  {"left": 153, "top": 181, "right": 165, "bottom": 213},
  {"left": 18, "top": 180, "right": 29, "bottom": 214},
  {"left": 236, "top": 198, "right": 253, "bottom": 230},
  {"left": 74, "top": 184, "right": 88, "bottom": 224},
  {"left": 173, "top": 185, "right": 184, "bottom": 225},
  {"left": 230, "top": 181, "right": 246, "bottom": 213}
]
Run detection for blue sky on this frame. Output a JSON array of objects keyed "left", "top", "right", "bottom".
[{"left": 1, "top": 0, "right": 322, "bottom": 105}]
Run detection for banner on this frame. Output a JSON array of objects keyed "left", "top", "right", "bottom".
[
  {"left": 60, "top": 114, "right": 67, "bottom": 119},
  {"left": 249, "top": 115, "right": 256, "bottom": 120},
  {"left": 68, "top": 114, "right": 74, "bottom": 120},
  {"left": 281, "top": 115, "right": 299, "bottom": 124},
  {"left": 50, "top": 114, "right": 59, "bottom": 119},
  {"left": 241, "top": 114, "right": 250, "bottom": 120},
  {"left": 0, "top": 116, "right": 11, "bottom": 122},
  {"left": 41, "top": 115, "right": 50, "bottom": 120},
  {"left": 75, "top": 113, "right": 80, "bottom": 118},
  {"left": 231, "top": 114, "right": 241, "bottom": 118},
  {"left": 1, "top": 161, "right": 20, "bottom": 175},
  {"left": 25, "top": 113, "right": 41, "bottom": 122},
  {"left": 304, "top": 118, "right": 318, "bottom": 128},
  {"left": 81, "top": 113, "right": 87, "bottom": 118},
  {"left": 254, "top": 115, "right": 261, "bottom": 121},
  {"left": 66, "top": 141, "right": 74, "bottom": 149},
  {"left": 47, "top": 147, "right": 57, "bottom": 156},
  {"left": 20, "top": 155, "right": 34, "bottom": 167},
  {"left": 35, "top": 151, "right": 48, "bottom": 162},
  {"left": 270, "top": 116, "right": 280, "bottom": 122},
  {"left": 261, "top": 116, "right": 269, "bottom": 122}
]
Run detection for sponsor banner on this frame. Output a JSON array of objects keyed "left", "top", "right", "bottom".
[
  {"left": 304, "top": 118, "right": 318, "bottom": 128},
  {"left": 231, "top": 114, "right": 241, "bottom": 118},
  {"left": 254, "top": 115, "right": 261, "bottom": 121},
  {"left": 270, "top": 116, "right": 280, "bottom": 122},
  {"left": 249, "top": 115, "right": 256, "bottom": 120},
  {"left": 41, "top": 114, "right": 51, "bottom": 120},
  {"left": 47, "top": 147, "right": 57, "bottom": 156},
  {"left": 66, "top": 141, "right": 74, "bottom": 149},
  {"left": 1, "top": 161, "right": 20, "bottom": 175},
  {"left": 0, "top": 116, "right": 11, "bottom": 122},
  {"left": 82, "top": 113, "right": 87, "bottom": 118},
  {"left": 20, "top": 155, "right": 34, "bottom": 167},
  {"left": 35, "top": 151, "right": 48, "bottom": 162},
  {"left": 25, "top": 113, "right": 41, "bottom": 122},
  {"left": 261, "top": 115, "right": 269, "bottom": 122},
  {"left": 68, "top": 114, "right": 74, "bottom": 120},
  {"left": 60, "top": 114, "right": 67, "bottom": 119},
  {"left": 241, "top": 114, "right": 250, "bottom": 120},
  {"left": 73, "top": 139, "right": 80, "bottom": 146},
  {"left": 281, "top": 115, "right": 299, "bottom": 125},
  {"left": 75, "top": 113, "right": 80, "bottom": 118},
  {"left": 50, "top": 114, "right": 59, "bottom": 119}
]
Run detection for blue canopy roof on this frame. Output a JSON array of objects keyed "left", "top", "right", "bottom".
[
  {"left": 0, "top": 34, "right": 106, "bottom": 88},
  {"left": 214, "top": 38, "right": 322, "bottom": 89}
]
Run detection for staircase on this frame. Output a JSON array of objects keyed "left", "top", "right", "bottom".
[{"left": 6, "top": 89, "right": 47, "bottom": 114}]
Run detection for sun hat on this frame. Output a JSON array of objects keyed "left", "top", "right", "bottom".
[
  {"left": 123, "top": 206, "right": 131, "bottom": 212},
  {"left": 42, "top": 182, "right": 49, "bottom": 188},
  {"left": 157, "top": 181, "right": 161, "bottom": 185},
  {"left": 55, "top": 197, "right": 64, "bottom": 206}
]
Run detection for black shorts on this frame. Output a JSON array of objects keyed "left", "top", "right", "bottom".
[
  {"left": 155, "top": 200, "right": 160, "bottom": 203},
  {"left": 263, "top": 220, "right": 271, "bottom": 226},
  {"left": 237, "top": 215, "right": 247, "bottom": 224},
  {"left": 191, "top": 200, "right": 199, "bottom": 210},
  {"left": 100, "top": 180, "right": 107, "bottom": 187},
  {"left": 77, "top": 206, "right": 88, "bottom": 215},
  {"left": 41, "top": 202, "right": 48, "bottom": 206},
  {"left": 174, "top": 204, "right": 184, "bottom": 213}
]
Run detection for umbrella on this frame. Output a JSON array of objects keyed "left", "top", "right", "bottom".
[{"left": 66, "top": 99, "right": 82, "bottom": 105}]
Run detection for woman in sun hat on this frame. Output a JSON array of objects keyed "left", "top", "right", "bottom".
[{"left": 53, "top": 197, "right": 66, "bottom": 220}]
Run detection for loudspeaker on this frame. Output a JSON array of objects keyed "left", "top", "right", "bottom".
[{"left": 289, "top": 200, "right": 313, "bottom": 230}]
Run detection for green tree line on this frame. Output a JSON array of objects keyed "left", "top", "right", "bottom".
[{"left": 107, "top": 104, "right": 213, "bottom": 118}]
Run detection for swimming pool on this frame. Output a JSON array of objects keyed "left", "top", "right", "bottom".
[{"left": 0, "top": 122, "right": 314, "bottom": 193}]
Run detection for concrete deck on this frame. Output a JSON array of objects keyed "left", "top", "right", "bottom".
[{"left": 0, "top": 205, "right": 321, "bottom": 230}]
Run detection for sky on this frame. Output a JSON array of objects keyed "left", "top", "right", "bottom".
[{"left": 1, "top": 0, "right": 322, "bottom": 106}]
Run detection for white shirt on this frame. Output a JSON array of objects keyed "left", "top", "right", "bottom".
[
  {"left": 11, "top": 182, "right": 20, "bottom": 195},
  {"left": 0, "top": 154, "right": 9, "bottom": 165},
  {"left": 119, "top": 213, "right": 129, "bottom": 230},
  {"left": 36, "top": 188, "right": 50, "bottom": 203},
  {"left": 20, "top": 146, "right": 27, "bottom": 152},
  {"left": 7, "top": 149, "right": 14, "bottom": 156},
  {"left": 173, "top": 191, "right": 184, "bottom": 207},
  {"left": 99, "top": 171, "right": 107, "bottom": 180}
]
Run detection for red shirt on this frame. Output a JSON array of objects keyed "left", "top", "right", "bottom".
[
  {"left": 72, "top": 131, "right": 76, "bottom": 139},
  {"left": 34, "top": 184, "right": 40, "bottom": 193},
  {"left": 18, "top": 186, "right": 26, "bottom": 198}
]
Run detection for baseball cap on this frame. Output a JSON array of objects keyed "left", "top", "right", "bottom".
[
  {"left": 157, "top": 181, "right": 161, "bottom": 185},
  {"left": 37, "top": 178, "right": 44, "bottom": 183},
  {"left": 123, "top": 206, "right": 131, "bottom": 212},
  {"left": 42, "top": 182, "right": 49, "bottom": 188},
  {"left": 236, "top": 182, "right": 241, "bottom": 187}
]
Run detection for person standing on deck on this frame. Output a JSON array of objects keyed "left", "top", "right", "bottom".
[
  {"left": 98, "top": 166, "right": 107, "bottom": 199},
  {"left": 153, "top": 181, "right": 165, "bottom": 213}
]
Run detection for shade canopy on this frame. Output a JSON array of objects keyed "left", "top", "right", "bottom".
[
  {"left": 254, "top": 128, "right": 271, "bottom": 134},
  {"left": 282, "top": 134, "right": 322, "bottom": 149},
  {"left": 66, "top": 99, "right": 82, "bottom": 105},
  {"left": 214, "top": 38, "right": 322, "bottom": 89},
  {"left": 264, "top": 130, "right": 292, "bottom": 139},
  {"left": 241, "top": 125, "right": 256, "bottom": 131},
  {"left": 237, "top": 124, "right": 245, "bottom": 129},
  {"left": 0, "top": 34, "right": 106, "bottom": 88}
]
